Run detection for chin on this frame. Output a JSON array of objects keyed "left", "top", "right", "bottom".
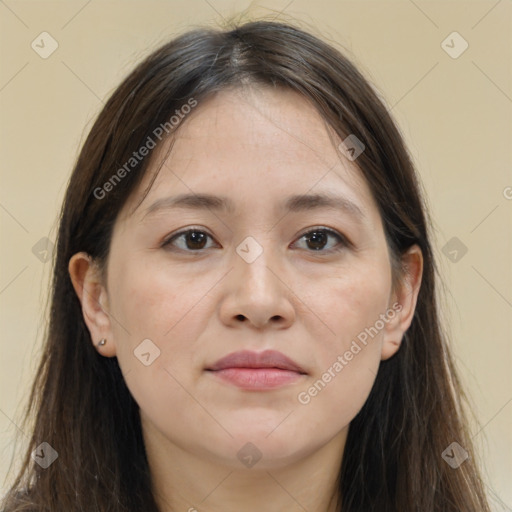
[
  {"left": 215, "top": 435, "right": 312, "bottom": 471},
  {"left": 205, "top": 422, "right": 315, "bottom": 470}
]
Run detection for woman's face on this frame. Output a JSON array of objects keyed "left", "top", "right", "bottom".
[{"left": 74, "top": 86, "right": 422, "bottom": 470}]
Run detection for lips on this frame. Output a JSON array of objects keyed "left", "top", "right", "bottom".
[
  {"left": 205, "top": 350, "right": 307, "bottom": 390},
  {"left": 206, "top": 349, "right": 307, "bottom": 374}
]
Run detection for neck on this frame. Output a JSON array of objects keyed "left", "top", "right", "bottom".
[{"left": 142, "top": 420, "right": 347, "bottom": 512}]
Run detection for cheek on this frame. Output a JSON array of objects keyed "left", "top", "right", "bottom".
[
  {"left": 108, "top": 254, "right": 206, "bottom": 348},
  {"left": 106, "top": 255, "right": 218, "bottom": 408},
  {"left": 294, "top": 314, "right": 386, "bottom": 438},
  {"left": 312, "top": 256, "right": 391, "bottom": 350},
  {"left": 296, "top": 339, "right": 382, "bottom": 424},
  {"left": 296, "top": 260, "right": 391, "bottom": 418},
  {"left": 106, "top": 264, "right": 208, "bottom": 442}
]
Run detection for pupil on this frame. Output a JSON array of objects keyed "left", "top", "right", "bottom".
[
  {"left": 308, "top": 231, "right": 326, "bottom": 250},
  {"left": 188, "top": 232, "right": 206, "bottom": 249}
]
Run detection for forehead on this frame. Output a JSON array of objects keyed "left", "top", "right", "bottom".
[
  {"left": 122, "top": 86, "right": 378, "bottom": 225},
  {"left": 168, "top": 86, "right": 342, "bottom": 168}
]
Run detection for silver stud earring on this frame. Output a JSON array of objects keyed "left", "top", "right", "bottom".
[{"left": 97, "top": 338, "right": 107, "bottom": 347}]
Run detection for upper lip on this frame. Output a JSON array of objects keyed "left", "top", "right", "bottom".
[{"left": 206, "top": 350, "right": 307, "bottom": 374}]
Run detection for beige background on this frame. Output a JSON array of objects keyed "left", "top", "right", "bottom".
[{"left": 0, "top": 0, "right": 510, "bottom": 509}]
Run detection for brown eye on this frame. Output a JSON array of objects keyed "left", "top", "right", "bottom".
[
  {"left": 294, "top": 228, "right": 348, "bottom": 253},
  {"left": 305, "top": 230, "right": 329, "bottom": 250},
  {"left": 163, "top": 229, "right": 215, "bottom": 252}
]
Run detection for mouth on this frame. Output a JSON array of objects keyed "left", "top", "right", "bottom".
[{"left": 205, "top": 349, "right": 307, "bottom": 390}]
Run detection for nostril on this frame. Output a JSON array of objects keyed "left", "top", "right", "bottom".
[{"left": 236, "top": 314, "right": 246, "bottom": 321}]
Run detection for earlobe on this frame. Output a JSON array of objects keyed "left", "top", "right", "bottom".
[
  {"left": 381, "top": 244, "right": 423, "bottom": 361},
  {"left": 68, "top": 252, "right": 117, "bottom": 357}
]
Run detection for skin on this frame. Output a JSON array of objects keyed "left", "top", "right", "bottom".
[{"left": 69, "top": 85, "right": 423, "bottom": 512}]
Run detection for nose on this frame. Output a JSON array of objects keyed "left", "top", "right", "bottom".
[{"left": 219, "top": 245, "right": 295, "bottom": 330}]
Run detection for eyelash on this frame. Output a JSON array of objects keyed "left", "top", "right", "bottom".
[{"left": 161, "top": 226, "right": 351, "bottom": 255}]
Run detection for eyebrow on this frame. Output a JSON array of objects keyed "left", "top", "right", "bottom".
[{"left": 141, "top": 192, "right": 367, "bottom": 222}]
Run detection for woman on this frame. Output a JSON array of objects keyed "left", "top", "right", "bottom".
[{"left": 2, "top": 19, "right": 490, "bottom": 512}]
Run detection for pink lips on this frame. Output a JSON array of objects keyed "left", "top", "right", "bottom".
[{"left": 206, "top": 349, "right": 307, "bottom": 390}]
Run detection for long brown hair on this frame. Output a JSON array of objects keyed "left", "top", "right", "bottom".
[{"left": 2, "top": 18, "right": 490, "bottom": 511}]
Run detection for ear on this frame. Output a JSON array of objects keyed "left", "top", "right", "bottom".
[
  {"left": 68, "top": 252, "right": 117, "bottom": 357},
  {"left": 381, "top": 244, "right": 423, "bottom": 360}
]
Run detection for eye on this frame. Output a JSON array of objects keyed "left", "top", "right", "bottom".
[
  {"left": 292, "top": 227, "right": 349, "bottom": 253},
  {"left": 162, "top": 226, "right": 350, "bottom": 253},
  {"left": 162, "top": 228, "right": 217, "bottom": 252}
]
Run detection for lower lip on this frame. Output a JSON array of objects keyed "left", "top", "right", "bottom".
[{"left": 208, "top": 368, "right": 303, "bottom": 390}]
